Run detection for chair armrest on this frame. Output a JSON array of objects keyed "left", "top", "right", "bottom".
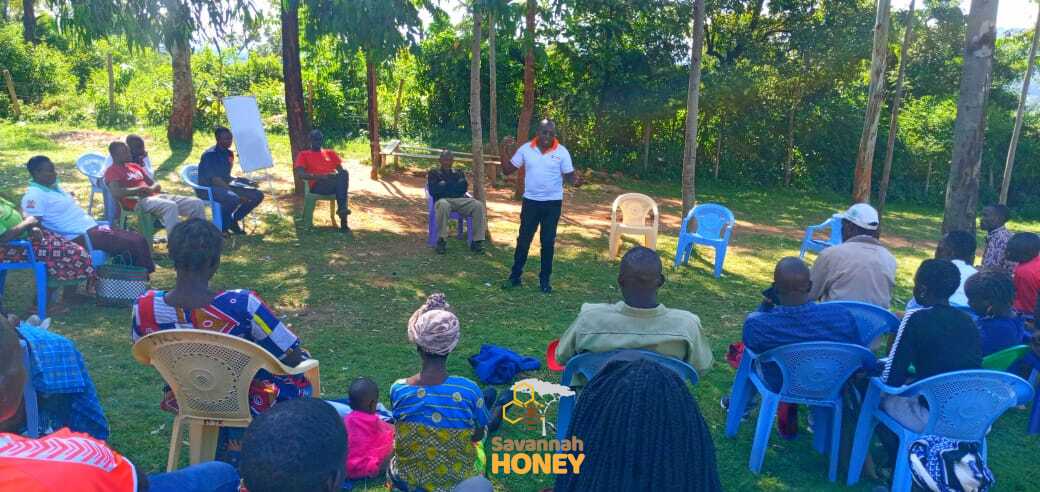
[
  {"left": 281, "top": 359, "right": 321, "bottom": 397},
  {"left": 4, "top": 240, "right": 36, "bottom": 262}
]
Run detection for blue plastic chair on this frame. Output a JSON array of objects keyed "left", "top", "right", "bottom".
[
  {"left": 847, "top": 370, "right": 1033, "bottom": 490},
  {"left": 75, "top": 152, "right": 113, "bottom": 220},
  {"left": 180, "top": 165, "right": 224, "bottom": 231},
  {"left": 0, "top": 240, "right": 47, "bottom": 319},
  {"left": 426, "top": 185, "right": 473, "bottom": 247},
  {"left": 725, "top": 342, "right": 876, "bottom": 482},
  {"left": 20, "top": 339, "right": 41, "bottom": 438},
  {"left": 673, "top": 203, "right": 735, "bottom": 278},
  {"left": 799, "top": 214, "right": 843, "bottom": 258},
  {"left": 555, "top": 349, "right": 699, "bottom": 441},
  {"left": 822, "top": 301, "right": 899, "bottom": 347}
]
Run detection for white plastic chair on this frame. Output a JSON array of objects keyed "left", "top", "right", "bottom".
[
  {"left": 75, "top": 152, "right": 109, "bottom": 218},
  {"left": 608, "top": 193, "right": 659, "bottom": 258},
  {"left": 132, "top": 330, "right": 321, "bottom": 471}
]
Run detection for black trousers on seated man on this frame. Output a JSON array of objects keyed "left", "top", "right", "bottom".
[
  {"left": 509, "top": 198, "right": 562, "bottom": 286},
  {"left": 310, "top": 169, "right": 350, "bottom": 214}
]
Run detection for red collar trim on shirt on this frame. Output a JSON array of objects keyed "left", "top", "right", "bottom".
[{"left": 529, "top": 138, "right": 559, "bottom": 154}]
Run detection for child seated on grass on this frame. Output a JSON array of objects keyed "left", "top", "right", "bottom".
[
  {"left": 965, "top": 270, "right": 1028, "bottom": 356},
  {"left": 1008, "top": 232, "right": 1040, "bottom": 319},
  {"left": 343, "top": 377, "right": 394, "bottom": 480}
]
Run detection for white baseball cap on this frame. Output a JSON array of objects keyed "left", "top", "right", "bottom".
[{"left": 839, "top": 203, "right": 880, "bottom": 231}]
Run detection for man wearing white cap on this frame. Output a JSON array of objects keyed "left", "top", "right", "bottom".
[{"left": 808, "top": 203, "right": 897, "bottom": 308}]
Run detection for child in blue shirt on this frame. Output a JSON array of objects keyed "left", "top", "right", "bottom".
[{"left": 965, "top": 270, "right": 1028, "bottom": 355}]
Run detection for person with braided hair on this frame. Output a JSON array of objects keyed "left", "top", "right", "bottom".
[
  {"left": 965, "top": 270, "right": 1029, "bottom": 355},
  {"left": 553, "top": 357, "right": 722, "bottom": 492},
  {"left": 131, "top": 219, "right": 313, "bottom": 463},
  {"left": 388, "top": 293, "right": 491, "bottom": 492}
]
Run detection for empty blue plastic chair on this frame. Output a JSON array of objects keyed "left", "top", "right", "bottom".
[
  {"left": 180, "top": 165, "right": 224, "bottom": 231},
  {"left": 823, "top": 301, "right": 899, "bottom": 347},
  {"left": 75, "top": 152, "right": 111, "bottom": 219},
  {"left": 673, "top": 203, "right": 735, "bottom": 278},
  {"left": 426, "top": 185, "right": 473, "bottom": 247},
  {"left": 847, "top": 370, "right": 1033, "bottom": 490},
  {"left": 799, "top": 214, "right": 843, "bottom": 258},
  {"left": 724, "top": 342, "right": 876, "bottom": 482},
  {"left": 555, "top": 349, "right": 698, "bottom": 441},
  {"left": 0, "top": 240, "right": 47, "bottom": 319},
  {"left": 20, "top": 339, "right": 41, "bottom": 438}
]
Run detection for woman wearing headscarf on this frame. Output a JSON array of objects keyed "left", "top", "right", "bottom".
[
  {"left": 554, "top": 357, "right": 723, "bottom": 492},
  {"left": 388, "top": 294, "right": 490, "bottom": 492}
]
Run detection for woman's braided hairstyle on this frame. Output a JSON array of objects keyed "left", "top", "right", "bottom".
[
  {"left": 168, "top": 218, "right": 223, "bottom": 272},
  {"left": 553, "top": 358, "right": 722, "bottom": 492}
]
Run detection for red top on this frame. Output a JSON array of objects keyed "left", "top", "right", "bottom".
[
  {"left": 103, "top": 162, "right": 153, "bottom": 210},
  {"left": 1013, "top": 256, "right": 1040, "bottom": 314},
  {"left": 294, "top": 149, "right": 342, "bottom": 187},
  {"left": 0, "top": 429, "right": 138, "bottom": 492}
]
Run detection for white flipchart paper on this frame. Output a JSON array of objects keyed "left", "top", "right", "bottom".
[{"left": 222, "top": 96, "right": 274, "bottom": 173}]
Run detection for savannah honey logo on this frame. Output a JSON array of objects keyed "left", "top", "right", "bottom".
[{"left": 490, "top": 379, "right": 585, "bottom": 476}]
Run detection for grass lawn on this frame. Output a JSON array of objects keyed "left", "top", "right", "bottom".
[{"left": 2, "top": 121, "right": 1039, "bottom": 491}]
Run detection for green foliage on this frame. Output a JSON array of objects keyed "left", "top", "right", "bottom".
[{"left": 0, "top": 24, "right": 75, "bottom": 118}]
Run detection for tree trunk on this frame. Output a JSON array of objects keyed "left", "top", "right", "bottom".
[
  {"left": 393, "top": 78, "right": 404, "bottom": 133},
  {"left": 784, "top": 100, "right": 798, "bottom": 186},
  {"left": 942, "top": 0, "right": 999, "bottom": 234},
  {"left": 167, "top": 32, "right": 196, "bottom": 144},
  {"left": 641, "top": 118, "right": 652, "bottom": 172},
  {"left": 469, "top": 5, "right": 487, "bottom": 203},
  {"left": 22, "top": 0, "right": 35, "bottom": 44},
  {"left": 852, "top": 0, "right": 892, "bottom": 203},
  {"left": 515, "top": 0, "right": 537, "bottom": 200},
  {"left": 878, "top": 0, "right": 916, "bottom": 217},
  {"left": 106, "top": 53, "right": 115, "bottom": 120},
  {"left": 2, "top": 0, "right": 8, "bottom": 22},
  {"left": 999, "top": 10, "right": 1040, "bottom": 204},
  {"left": 281, "top": 0, "right": 309, "bottom": 195},
  {"left": 681, "top": 0, "right": 706, "bottom": 215},
  {"left": 365, "top": 55, "right": 382, "bottom": 180},
  {"left": 488, "top": 8, "right": 499, "bottom": 185}
]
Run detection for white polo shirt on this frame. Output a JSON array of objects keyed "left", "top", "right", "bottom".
[
  {"left": 510, "top": 139, "right": 574, "bottom": 202},
  {"left": 21, "top": 183, "right": 98, "bottom": 239}
]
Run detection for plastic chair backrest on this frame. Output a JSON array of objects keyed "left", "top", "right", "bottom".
[
  {"left": 894, "top": 370, "right": 1032, "bottom": 440},
  {"left": 981, "top": 344, "right": 1030, "bottom": 371},
  {"left": 179, "top": 165, "right": 203, "bottom": 189},
  {"left": 612, "top": 193, "right": 657, "bottom": 228},
  {"left": 757, "top": 342, "right": 875, "bottom": 401},
  {"left": 20, "top": 340, "right": 41, "bottom": 438},
  {"left": 691, "top": 203, "right": 734, "bottom": 240},
  {"left": 823, "top": 215, "right": 843, "bottom": 246},
  {"left": 561, "top": 349, "right": 699, "bottom": 387},
  {"left": 132, "top": 330, "right": 312, "bottom": 422},
  {"left": 76, "top": 152, "right": 107, "bottom": 181},
  {"left": 822, "top": 301, "right": 899, "bottom": 346}
]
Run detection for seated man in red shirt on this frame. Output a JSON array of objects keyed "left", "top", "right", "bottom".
[
  {"left": 294, "top": 130, "right": 350, "bottom": 233},
  {"left": 104, "top": 141, "right": 206, "bottom": 233},
  {"left": 0, "top": 314, "right": 239, "bottom": 492}
]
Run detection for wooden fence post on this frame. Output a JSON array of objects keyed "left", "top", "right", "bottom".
[
  {"left": 2, "top": 68, "right": 19, "bottom": 119},
  {"left": 106, "top": 53, "right": 115, "bottom": 117}
]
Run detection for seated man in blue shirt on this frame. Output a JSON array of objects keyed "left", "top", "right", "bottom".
[
  {"left": 743, "top": 257, "right": 862, "bottom": 388},
  {"left": 197, "top": 127, "right": 265, "bottom": 235},
  {"left": 729, "top": 257, "right": 862, "bottom": 438}
]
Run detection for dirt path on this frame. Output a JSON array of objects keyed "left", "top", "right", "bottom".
[{"left": 271, "top": 159, "right": 931, "bottom": 253}]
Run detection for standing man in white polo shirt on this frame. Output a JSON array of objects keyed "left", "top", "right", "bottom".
[{"left": 501, "top": 119, "right": 582, "bottom": 293}]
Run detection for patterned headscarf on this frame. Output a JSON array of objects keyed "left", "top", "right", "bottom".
[{"left": 407, "top": 293, "right": 460, "bottom": 356}]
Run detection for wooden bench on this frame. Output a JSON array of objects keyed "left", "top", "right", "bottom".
[{"left": 379, "top": 140, "right": 502, "bottom": 169}]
